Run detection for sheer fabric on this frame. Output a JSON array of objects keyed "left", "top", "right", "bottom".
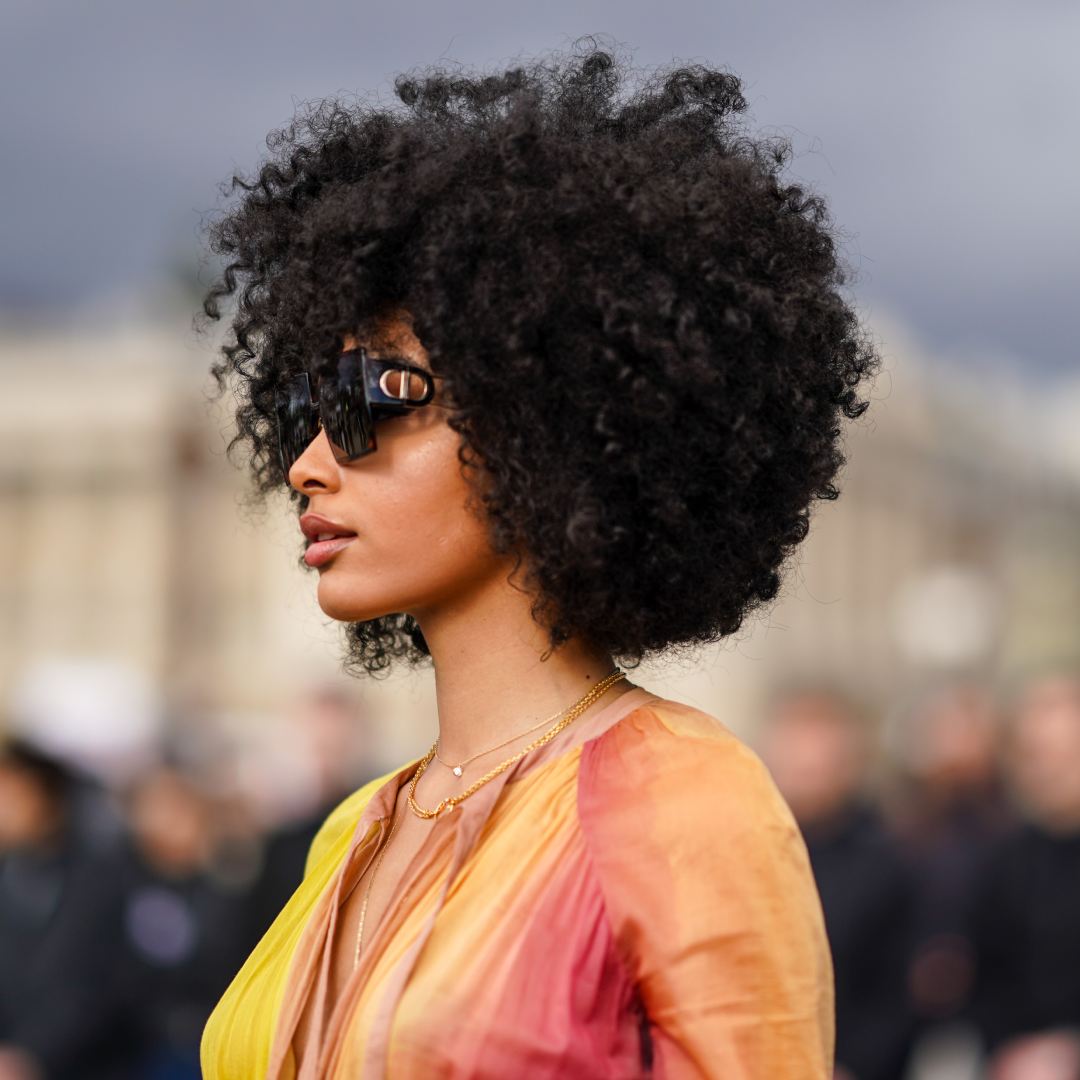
[{"left": 202, "top": 693, "right": 833, "bottom": 1079}]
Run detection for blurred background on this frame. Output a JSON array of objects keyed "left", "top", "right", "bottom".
[{"left": 1, "top": 2, "right": 1079, "bottom": 1079}]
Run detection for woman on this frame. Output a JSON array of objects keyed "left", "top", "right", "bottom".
[{"left": 201, "top": 46, "right": 875, "bottom": 1080}]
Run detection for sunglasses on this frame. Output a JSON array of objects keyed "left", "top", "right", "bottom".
[{"left": 275, "top": 348, "right": 436, "bottom": 477}]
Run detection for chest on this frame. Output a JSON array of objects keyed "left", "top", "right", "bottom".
[
  {"left": 350, "top": 817, "right": 646, "bottom": 1079},
  {"left": 293, "top": 803, "right": 435, "bottom": 1066},
  {"left": 289, "top": 766, "right": 648, "bottom": 1080}
]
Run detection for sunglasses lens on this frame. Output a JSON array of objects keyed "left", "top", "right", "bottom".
[
  {"left": 276, "top": 374, "right": 318, "bottom": 478},
  {"left": 319, "top": 351, "right": 375, "bottom": 463}
]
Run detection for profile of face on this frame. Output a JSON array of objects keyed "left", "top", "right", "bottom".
[
  {"left": 287, "top": 316, "right": 515, "bottom": 630},
  {"left": 759, "top": 694, "right": 866, "bottom": 827},
  {"left": 1009, "top": 674, "right": 1080, "bottom": 833}
]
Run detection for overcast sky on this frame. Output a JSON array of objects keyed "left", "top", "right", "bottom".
[{"left": 1, "top": 0, "right": 1076, "bottom": 372}]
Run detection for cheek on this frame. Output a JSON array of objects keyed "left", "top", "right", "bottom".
[{"left": 315, "top": 423, "right": 501, "bottom": 621}]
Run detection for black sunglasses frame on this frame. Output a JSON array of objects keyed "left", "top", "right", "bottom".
[{"left": 275, "top": 348, "right": 436, "bottom": 478}]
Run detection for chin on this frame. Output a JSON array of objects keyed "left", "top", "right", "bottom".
[{"left": 316, "top": 578, "right": 391, "bottom": 625}]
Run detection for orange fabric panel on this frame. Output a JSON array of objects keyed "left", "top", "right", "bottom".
[{"left": 577, "top": 702, "right": 834, "bottom": 1080}]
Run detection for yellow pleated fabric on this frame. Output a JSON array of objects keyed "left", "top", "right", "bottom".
[{"left": 200, "top": 774, "right": 396, "bottom": 1079}]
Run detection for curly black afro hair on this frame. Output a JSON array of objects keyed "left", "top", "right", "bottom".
[{"left": 204, "top": 43, "right": 877, "bottom": 676}]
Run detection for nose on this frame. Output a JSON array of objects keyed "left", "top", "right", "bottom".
[{"left": 288, "top": 428, "right": 342, "bottom": 496}]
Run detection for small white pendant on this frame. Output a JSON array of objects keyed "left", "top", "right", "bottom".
[{"left": 453, "top": 766, "right": 463, "bottom": 777}]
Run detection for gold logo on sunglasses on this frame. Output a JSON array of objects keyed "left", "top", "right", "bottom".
[{"left": 379, "top": 368, "right": 426, "bottom": 402}]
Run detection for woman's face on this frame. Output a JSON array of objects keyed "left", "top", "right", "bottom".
[{"left": 288, "top": 317, "right": 513, "bottom": 626}]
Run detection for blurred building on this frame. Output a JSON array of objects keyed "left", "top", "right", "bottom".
[
  {"left": 0, "top": 323, "right": 322, "bottom": 706},
  {"left": 2, "top": 316, "right": 1080, "bottom": 761},
  {"left": 0, "top": 318, "right": 436, "bottom": 774}
]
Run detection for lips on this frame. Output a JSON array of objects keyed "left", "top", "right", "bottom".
[{"left": 299, "top": 513, "right": 357, "bottom": 568}]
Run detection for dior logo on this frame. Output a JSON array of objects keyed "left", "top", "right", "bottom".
[{"left": 379, "top": 368, "right": 425, "bottom": 402}]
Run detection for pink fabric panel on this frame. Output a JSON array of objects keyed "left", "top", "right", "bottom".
[{"left": 384, "top": 781, "right": 648, "bottom": 1078}]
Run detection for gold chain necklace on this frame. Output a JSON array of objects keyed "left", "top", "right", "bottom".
[
  {"left": 354, "top": 808, "right": 401, "bottom": 968},
  {"left": 408, "top": 670, "right": 625, "bottom": 820},
  {"left": 434, "top": 702, "right": 574, "bottom": 777},
  {"left": 353, "top": 669, "right": 626, "bottom": 963}
]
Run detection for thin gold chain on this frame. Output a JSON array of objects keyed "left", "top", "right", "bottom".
[
  {"left": 408, "top": 670, "right": 625, "bottom": 821},
  {"left": 434, "top": 702, "right": 574, "bottom": 774},
  {"left": 353, "top": 808, "right": 401, "bottom": 969}
]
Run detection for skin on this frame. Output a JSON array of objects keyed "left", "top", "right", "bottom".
[
  {"left": 129, "top": 769, "right": 212, "bottom": 877},
  {"left": 759, "top": 694, "right": 866, "bottom": 828},
  {"left": 0, "top": 1049, "right": 42, "bottom": 1080},
  {"left": 0, "top": 769, "right": 54, "bottom": 1079},
  {"left": 0, "top": 765, "right": 62, "bottom": 851},
  {"left": 990, "top": 1030, "right": 1080, "bottom": 1080},
  {"left": 287, "top": 314, "right": 630, "bottom": 1034},
  {"left": 910, "top": 684, "right": 997, "bottom": 791},
  {"left": 1009, "top": 675, "right": 1080, "bottom": 833}
]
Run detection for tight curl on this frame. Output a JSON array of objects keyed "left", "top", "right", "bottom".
[{"left": 205, "top": 44, "right": 877, "bottom": 675}]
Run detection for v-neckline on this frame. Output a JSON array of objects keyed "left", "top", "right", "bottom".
[{"left": 270, "top": 685, "right": 659, "bottom": 1080}]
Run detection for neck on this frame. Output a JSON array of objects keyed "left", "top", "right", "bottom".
[{"left": 413, "top": 568, "right": 620, "bottom": 762}]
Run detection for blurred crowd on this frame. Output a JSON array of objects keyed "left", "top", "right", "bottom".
[
  {"left": 761, "top": 673, "right": 1080, "bottom": 1080},
  {"left": 2, "top": 672, "right": 1080, "bottom": 1079},
  {"left": 0, "top": 689, "right": 376, "bottom": 1080}
]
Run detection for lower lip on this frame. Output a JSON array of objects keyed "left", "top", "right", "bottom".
[{"left": 304, "top": 536, "right": 356, "bottom": 567}]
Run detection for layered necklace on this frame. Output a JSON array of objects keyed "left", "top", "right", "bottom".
[
  {"left": 435, "top": 705, "right": 574, "bottom": 776},
  {"left": 353, "top": 668, "right": 626, "bottom": 964},
  {"left": 409, "top": 669, "right": 626, "bottom": 820}
]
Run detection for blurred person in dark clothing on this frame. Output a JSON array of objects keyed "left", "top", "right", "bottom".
[
  {"left": 887, "top": 682, "right": 1014, "bottom": 1021},
  {"left": 245, "top": 689, "right": 376, "bottom": 947},
  {"left": 122, "top": 767, "right": 250, "bottom": 1080},
  {"left": 0, "top": 741, "right": 135, "bottom": 1080},
  {"left": 970, "top": 673, "right": 1080, "bottom": 1078},
  {"left": 762, "top": 692, "right": 917, "bottom": 1080}
]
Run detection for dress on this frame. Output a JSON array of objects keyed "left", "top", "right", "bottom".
[{"left": 202, "top": 690, "right": 833, "bottom": 1079}]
